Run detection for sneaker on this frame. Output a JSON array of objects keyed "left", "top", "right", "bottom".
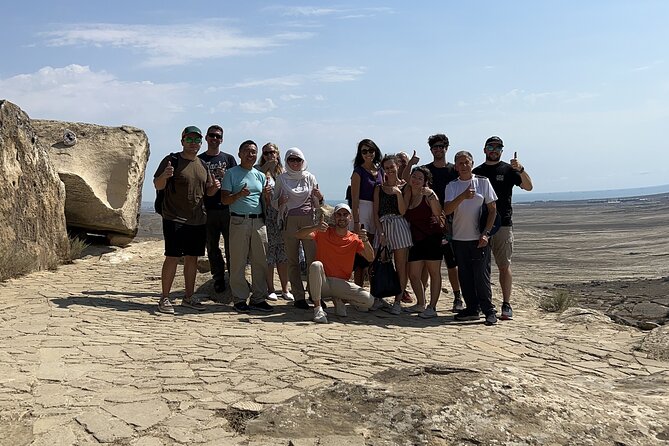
[
  {"left": 249, "top": 301, "right": 274, "bottom": 312},
  {"left": 403, "top": 304, "right": 425, "bottom": 314},
  {"left": 501, "top": 302, "right": 513, "bottom": 320},
  {"left": 233, "top": 302, "right": 250, "bottom": 313},
  {"left": 454, "top": 310, "right": 481, "bottom": 321},
  {"left": 313, "top": 307, "right": 328, "bottom": 324},
  {"left": 158, "top": 297, "right": 174, "bottom": 314},
  {"left": 267, "top": 292, "right": 279, "bottom": 301},
  {"left": 334, "top": 299, "right": 347, "bottom": 317},
  {"left": 485, "top": 312, "right": 498, "bottom": 326},
  {"left": 214, "top": 280, "right": 226, "bottom": 293},
  {"left": 294, "top": 299, "right": 311, "bottom": 310},
  {"left": 371, "top": 298, "right": 389, "bottom": 311},
  {"left": 282, "top": 291, "right": 295, "bottom": 301},
  {"left": 182, "top": 296, "right": 206, "bottom": 311},
  {"left": 309, "top": 297, "right": 327, "bottom": 309},
  {"left": 401, "top": 290, "right": 413, "bottom": 303},
  {"left": 390, "top": 301, "right": 402, "bottom": 315},
  {"left": 452, "top": 297, "right": 465, "bottom": 312},
  {"left": 419, "top": 307, "right": 438, "bottom": 319}
]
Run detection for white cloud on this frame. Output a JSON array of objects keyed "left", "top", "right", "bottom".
[
  {"left": 222, "top": 66, "right": 366, "bottom": 90},
  {"left": 41, "top": 22, "right": 313, "bottom": 67},
  {"left": 238, "top": 98, "right": 277, "bottom": 114},
  {"left": 280, "top": 94, "right": 306, "bottom": 101},
  {"left": 269, "top": 6, "right": 394, "bottom": 19},
  {"left": 0, "top": 64, "right": 189, "bottom": 125}
]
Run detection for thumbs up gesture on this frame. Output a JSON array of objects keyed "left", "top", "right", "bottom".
[
  {"left": 312, "top": 184, "right": 323, "bottom": 202},
  {"left": 162, "top": 160, "right": 174, "bottom": 179},
  {"left": 408, "top": 150, "right": 420, "bottom": 166},
  {"left": 209, "top": 170, "right": 220, "bottom": 189},
  {"left": 317, "top": 211, "right": 328, "bottom": 232},
  {"left": 510, "top": 151, "right": 524, "bottom": 172}
]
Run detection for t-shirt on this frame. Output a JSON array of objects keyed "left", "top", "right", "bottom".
[
  {"left": 221, "top": 166, "right": 266, "bottom": 215},
  {"left": 198, "top": 151, "right": 237, "bottom": 210},
  {"left": 445, "top": 176, "right": 497, "bottom": 241},
  {"left": 352, "top": 166, "right": 382, "bottom": 202},
  {"left": 154, "top": 153, "right": 208, "bottom": 225},
  {"left": 425, "top": 162, "right": 458, "bottom": 205},
  {"left": 314, "top": 227, "right": 364, "bottom": 280},
  {"left": 472, "top": 161, "right": 522, "bottom": 226}
]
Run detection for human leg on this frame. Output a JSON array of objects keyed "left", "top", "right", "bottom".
[
  {"left": 425, "top": 260, "right": 442, "bottom": 309},
  {"left": 408, "top": 261, "right": 426, "bottom": 310},
  {"left": 228, "top": 216, "right": 251, "bottom": 304},
  {"left": 276, "top": 261, "right": 290, "bottom": 295},
  {"left": 308, "top": 261, "right": 330, "bottom": 322},
  {"left": 221, "top": 208, "right": 231, "bottom": 273},
  {"left": 393, "top": 247, "right": 408, "bottom": 305},
  {"left": 328, "top": 276, "right": 373, "bottom": 310},
  {"left": 283, "top": 216, "right": 306, "bottom": 301},
  {"left": 248, "top": 219, "right": 269, "bottom": 305},
  {"left": 205, "top": 210, "right": 225, "bottom": 288},
  {"left": 161, "top": 256, "right": 179, "bottom": 298}
]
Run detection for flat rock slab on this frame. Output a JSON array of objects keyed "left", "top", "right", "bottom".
[
  {"left": 76, "top": 410, "right": 135, "bottom": 443},
  {"left": 107, "top": 400, "right": 170, "bottom": 430},
  {"left": 255, "top": 388, "right": 301, "bottom": 404}
]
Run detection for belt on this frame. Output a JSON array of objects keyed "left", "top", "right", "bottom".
[{"left": 231, "top": 212, "right": 264, "bottom": 219}]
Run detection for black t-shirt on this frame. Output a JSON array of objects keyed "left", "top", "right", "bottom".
[
  {"left": 473, "top": 161, "right": 522, "bottom": 226},
  {"left": 424, "top": 162, "right": 458, "bottom": 205},
  {"left": 198, "top": 151, "right": 237, "bottom": 210}
]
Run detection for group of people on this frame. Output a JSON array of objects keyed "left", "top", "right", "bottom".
[{"left": 154, "top": 125, "right": 532, "bottom": 325}]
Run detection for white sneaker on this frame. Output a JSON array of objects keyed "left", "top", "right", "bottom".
[
  {"left": 390, "top": 301, "right": 402, "bottom": 315},
  {"left": 282, "top": 291, "right": 295, "bottom": 301},
  {"left": 419, "top": 307, "right": 438, "bottom": 319},
  {"left": 267, "top": 292, "right": 279, "bottom": 301},
  {"left": 313, "top": 307, "right": 328, "bottom": 323},
  {"left": 334, "top": 299, "right": 347, "bottom": 317}
]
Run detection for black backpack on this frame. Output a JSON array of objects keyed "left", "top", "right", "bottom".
[{"left": 154, "top": 153, "right": 179, "bottom": 215}]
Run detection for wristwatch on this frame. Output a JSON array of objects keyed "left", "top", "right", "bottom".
[{"left": 483, "top": 230, "right": 491, "bottom": 237}]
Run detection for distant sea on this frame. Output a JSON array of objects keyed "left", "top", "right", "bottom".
[{"left": 140, "top": 184, "right": 669, "bottom": 211}]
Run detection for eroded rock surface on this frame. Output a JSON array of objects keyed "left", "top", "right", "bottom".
[
  {"left": 32, "top": 119, "right": 149, "bottom": 245},
  {"left": 0, "top": 100, "right": 69, "bottom": 279}
]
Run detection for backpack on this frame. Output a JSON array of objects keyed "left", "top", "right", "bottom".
[{"left": 154, "top": 153, "right": 179, "bottom": 215}]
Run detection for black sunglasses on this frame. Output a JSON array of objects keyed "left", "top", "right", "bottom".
[{"left": 207, "top": 133, "right": 223, "bottom": 139}]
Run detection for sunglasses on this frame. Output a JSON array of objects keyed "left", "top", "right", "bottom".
[
  {"left": 485, "top": 145, "right": 503, "bottom": 152},
  {"left": 287, "top": 157, "right": 303, "bottom": 163},
  {"left": 361, "top": 148, "right": 375, "bottom": 155},
  {"left": 207, "top": 133, "right": 223, "bottom": 139},
  {"left": 431, "top": 144, "right": 447, "bottom": 150},
  {"left": 184, "top": 137, "right": 202, "bottom": 144}
]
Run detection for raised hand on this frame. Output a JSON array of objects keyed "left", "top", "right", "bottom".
[
  {"left": 163, "top": 160, "right": 174, "bottom": 178},
  {"left": 209, "top": 171, "right": 220, "bottom": 189},
  {"left": 409, "top": 150, "right": 420, "bottom": 166},
  {"left": 357, "top": 223, "right": 369, "bottom": 242},
  {"left": 312, "top": 184, "right": 323, "bottom": 201},
  {"left": 239, "top": 182, "right": 250, "bottom": 197},
  {"left": 317, "top": 211, "right": 328, "bottom": 232},
  {"left": 510, "top": 151, "right": 523, "bottom": 172}
]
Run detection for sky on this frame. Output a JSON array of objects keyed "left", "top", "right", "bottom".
[{"left": 1, "top": 1, "right": 668, "bottom": 202}]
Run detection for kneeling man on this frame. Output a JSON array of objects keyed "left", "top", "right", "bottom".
[{"left": 296, "top": 204, "right": 375, "bottom": 323}]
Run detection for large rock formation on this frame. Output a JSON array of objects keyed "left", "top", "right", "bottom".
[
  {"left": 31, "top": 120, "right": 150, "bottom": 246},
  {"left": 0, "top": 100, "right": 69, "bottom": 279}
]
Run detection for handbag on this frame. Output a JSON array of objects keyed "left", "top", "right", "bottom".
[{"left": 369, "top": 246, "right": 402, "bottom": 298}]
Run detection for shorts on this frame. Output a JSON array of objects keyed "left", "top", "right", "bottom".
[
  {"left": 350, "top": 199, "right": 376, "bottom": 234},
  {"left": 489, "top": 226, "right": 513, "bottom": 267},
  {"left": 441, "top": 240, "right": 457, "bottom": 269},
  {"left": 163, "top": 219, "right": 206, "bottom": 257},
  {"left": 379, "top": 214, "right": 412, "bottom": 250},
  {"left": 408, "top": 234, "right": 442, "bottom": 262}
]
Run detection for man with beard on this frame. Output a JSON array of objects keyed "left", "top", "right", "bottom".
[
  {"left": 473, "top": 136, "right": 533, "bottom": 320},
  {"left": 296, "top": 204, "right": 375, "bottom": 323}
]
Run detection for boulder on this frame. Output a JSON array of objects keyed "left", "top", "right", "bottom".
[
  {"left": 0, "top": 100, "right": 69, "bottom": 279},
  {"left": 31, "top": 120, "right": 150, "bottom": 246},
  {"left": 639, "top": 325, "right": 669, "bottom": 361}
]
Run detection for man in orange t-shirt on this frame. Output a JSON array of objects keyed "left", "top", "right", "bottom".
[{"left": 296, "top": 203, "right": 375, "bottom": 323}]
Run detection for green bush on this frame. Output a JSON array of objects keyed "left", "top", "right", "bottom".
[{"left": 539, "top": 289, "right": 576, "bottom": 313}]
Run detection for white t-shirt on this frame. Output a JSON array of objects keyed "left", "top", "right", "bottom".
[{"left": 445, "top": 176, "right": 498, "bottom": 241}]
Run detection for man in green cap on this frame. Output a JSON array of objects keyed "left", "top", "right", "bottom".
[{"left": 153, "top": 126, "right": 220, "bottom": 314}]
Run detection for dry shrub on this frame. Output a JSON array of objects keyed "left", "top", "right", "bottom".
[
  {"left": 0, "top": 251, "right": 37, "bottom": 282},
  {"left": 66, "top": 235, "right": 89, "bottom": 262},
  {"left": 539, "top": 289, "right": 576, "bottom": 313}
]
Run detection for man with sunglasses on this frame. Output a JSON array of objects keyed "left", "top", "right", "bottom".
[
  {"left": 198, "top": 125, "right": 237, "bottom": 293},
  {"left": 473, "top": 136, "right": 533, "bottom": 320},
  {"left": 423, "top": 133, "right": 464, "bottom": 312},
  {"left": 153, "top": 126, "right": 220, "bottom": 314}
]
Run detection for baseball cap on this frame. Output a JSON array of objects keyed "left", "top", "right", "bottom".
[
  {"left": 333, "top": 203, "right": 352, "bottom": 214},
  {"left": 182, "top": 126, "right": 202, "bottom": 137},
  {"left": 485, "top": 136, "right": 504, "bottom": 147}
]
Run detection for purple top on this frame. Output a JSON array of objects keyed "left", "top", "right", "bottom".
[{"left": 353, "top": 166, "right": 382, "bottom": 201}]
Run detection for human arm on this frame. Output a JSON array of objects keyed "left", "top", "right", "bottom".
[
  {"left": 295, "top": 215, "right": 329, "bottom": 240},
  {"left": 372, "top": 185, "right": 385, "bottom": 246},
  {"left": 401, "top": 150, "right": 419, "bottom": 184},
  {"left": 357, "top": 227, "right": 375, "bottom": 262},
  {"left": 205, "top": 171, "right": 220, "bottom": 196},
  {"left": 221, "top": 183, "right": 250, "bottom": 205},
  {"left": 443, "top": 183, "right": 476, "bottom": 215},
  {"left": 478, "top": 200, "right": 497, "bottom": 248},
  {"left": 153, "top": 159, "right": 174, "bottom": 191},
  {"left": 511, "top": 152, "right": 533, "bottom": 191},
  {"left": 350, "top": 171, "right": 362, "bottom": 232}
]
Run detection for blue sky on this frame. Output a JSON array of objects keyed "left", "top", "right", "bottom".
[{"left": 1, "top": 1, "right": 668, "bottom": 202}]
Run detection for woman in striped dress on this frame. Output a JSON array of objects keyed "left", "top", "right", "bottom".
[{"left": 373, "top": 154, "right": 413, "bottom": 315}]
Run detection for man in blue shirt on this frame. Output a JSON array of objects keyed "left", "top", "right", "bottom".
[{"left": 221, "top": 140, "right": 273, "bottom": 313}]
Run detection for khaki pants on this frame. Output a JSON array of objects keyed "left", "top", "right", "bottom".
[
  {"left": 308, "top": 261, "right": 373, "bottom": 308},
  {"left": 229, "top": 216, "right": 269, "bottom": 304},
  {"left": 282, "top": 214, "right": 316, "bottom": 301}
]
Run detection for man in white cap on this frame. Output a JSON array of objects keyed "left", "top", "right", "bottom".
[{"left": 295, "top": 203, "right": 375, "bottom": 323}]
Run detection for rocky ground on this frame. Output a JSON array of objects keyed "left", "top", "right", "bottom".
[{"left": 0, "top": 194, "right": 668, "bottom": 445}]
